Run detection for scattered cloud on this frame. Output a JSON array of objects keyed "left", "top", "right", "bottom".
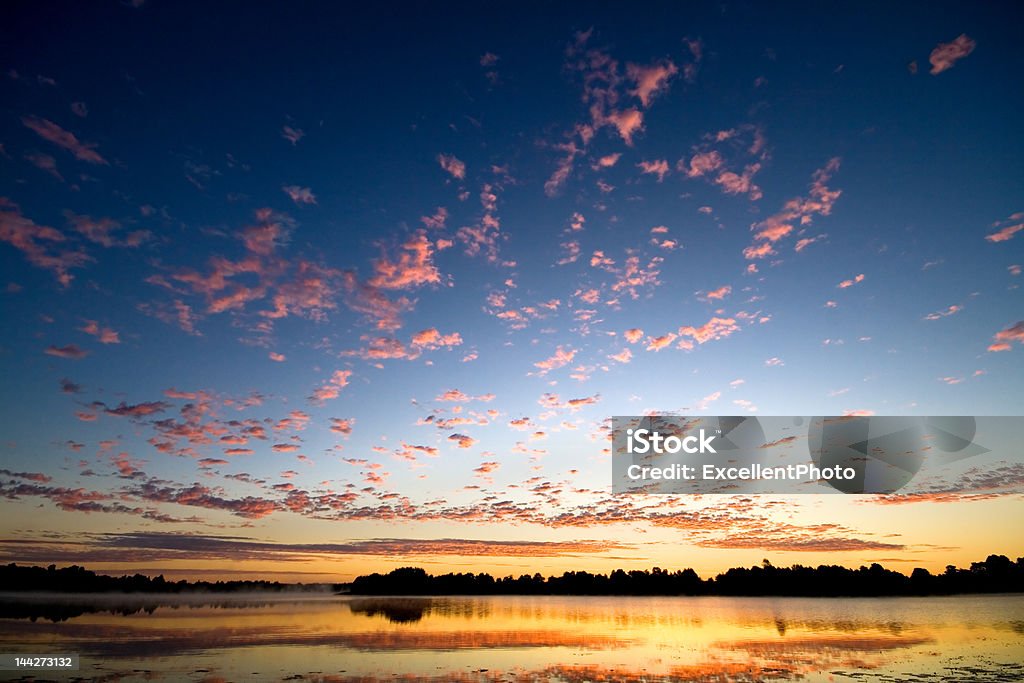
[
  {"left": 929, "top": 34, "right": 976, "bottom": 75},
  {"left": 44, "top": 344, "right": 89, "bottom": 360},
  {"left": 837, "top": 273, "right": 865, "bottom": 288},
  {"left": 923, "top": 304, "right": 962, "bottom": 320},
  {"left": 282, "top": 185, "right": 317, "bottom": 205},
  {"left": 437, "top": 153, "right": 466, "bottom": 180},
  {"left": 0, "top": 199, "right": 91, "bottom": 286},
  {"left": 281, "top": 125, "right": 305, "bottom": 145},
  {"left": 626, "top": 60, "right": 678, "bottom": 107},
  {"left": 700, "top": 285, "right": 731, "bottom": 301},
  {"left": 22, "top": 115, "right": 107, "bottom": 164},
  {"left": 309, "top": 370, "right": 353, "bottom": 403},
  {"left": 533, "top": 346, "right": 577, "bottom": 375},
  {"left": 79, "top": 320, "right": 120, "bottom": 344},
  {"left": 987, "top": 321, "right": 1023, "bottom": 352},
  {"left": 985, "top": 212, "right": 1023, "bottom": 243},
  {"left": 745, "top": 158, "right": 841, "bottom": 260},
  {"left": 637, "top": 159, "right": 670, "bottom": 182}
]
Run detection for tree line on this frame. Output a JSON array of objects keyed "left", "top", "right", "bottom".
[
  {"left": 348, "top": 555, "right": 1024, "bottom": 597},
  {"left": 0, "top": 563, "right": 328, "bottom": 593},
  {"left": 2, "top": 555, "right": 1022, "bottom": 596}
]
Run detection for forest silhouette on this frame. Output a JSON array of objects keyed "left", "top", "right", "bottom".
[
  {"left": 349, "top": 555, "right": 1024, "bottom": 596},
  {"left": 3, "top": 555, "right": 1023, "bottom": 597}
]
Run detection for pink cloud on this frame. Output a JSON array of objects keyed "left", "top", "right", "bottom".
[
  {"left": 609, "top": 255, "right": 663, "bottom": 299},
  {"left": 746, "top": 158, "right": 841, "bottom": 259},
  {"left": 694, "top": 391, "right": 721, "bottom": 411},
  {"left": 474, "top": 461, "right": 500, "bottom": 482},
  {"left": 368, "top": 231, "right": 441, "bottom": 290},
  {"left": 985, "top": 222, "right": 1023, "bottom": 243},
  {"left": 240, "top": 208, "right": 293, "bottom": 256},
  {"left": 420, "top": 207, "right": 448, "bottom": 230},
  {"left": 626, "top": 60, "right": 678, "bottom": 107},
  {"left": 44, "top": 344, "right": 89, "bottom": 359},
  {"left": 341, "top": 272, "right": 412, "bottom": 332},
  {"left": 452, "top": 182, "right": 506, "bottom": 263},
  {"left": 794, "top": 234, "right": 827, "bottom": 252},
  {"left": 567, "top": 212, "right": 585, "bottom": 232},
  {"left": 596, "top": 153, "right": 621, "bottom": 168},
  {"left": 987, "top": 321, "right": 1024, "bottom": 352},
  {"left": 604, "top": 108, "right": 644, "bottom": 145},
  {"left": 437, "top": 153, "right": 466, "bottom": 180},
  {"left": 137, "top": 299, "right": 201, "bottom": 336},
  {"left": 436, "top": 389, "right": 471, "bottom": 402},
  {"left": 282, "top": 185, "right": 317, "bottom": 205},
  {"left": 282, "top": 125, "right": 305, "bottom": 145},
  {"left": 269, "top": 352, "right": 286, "bottom": 362},
  {"left": 743, "top": 242, "right": 774, "bottom": 260},
  {"left": 544, "top": 140, "right": 580, "bottom": 197},
  {"left": 103, "top": 400, "right": 169, "bottom": 418},
  {"left": 65, "top": 212, "right": 151, "bottom": 248},
  {"left": 111, "top": 452, "right": 144, "bottom": 478},
  {"left": 714, "top": 163, "right": 762, "bottom": 200},
  {"left": 624, "top": 328, "right": 644, "bottom": 344},
  {"left": 682, "top": 150, "right": 723, "bottom": 178},
  {"left": 508, "top": 417, "right": 534, "bottom": 431},
  {"left": 929, "top": 34, "right": 976, "bottom": 75},
  {"left": 923, "top": 304, "right": 962, "bottom": 320},
  {"left": 637, "top": 159, "right": 670, "bottom": 182},
  {"left": 448, "top": 433, "right": 476, "bottom": 449},
  {"left": 645, "top": 333, "right": 676, "bottom": 352},
  {"left": 22, "top": 115, "right": 107, "bottom": 164},
  {"left": 329, "top": 418, "right": 354, "bottom": 436},
  {"left": 79, "top": 320, "right": 120, "bottom": 344},
  {"left": 410, "top": 328, "right": 463, "bottom": 349},
  {"left": 533, "top": 346, "right": 577, "bottom": 374},
  {"left": 702, "top": 285, "right": 731, "bottom": 301},
  {"left": 590, "top": 250, "right": 615, "bottom": 269},
  {"left": 25, "top": 151, "right": 62, "bottom": 180},
  {"left": 609, "top": 348, "right": 632, "bottom": 363},
  {"left": 679, "top": 316, "right": 740, "bottom": 344},
  {"left": 308, "top": 369, "right": 353, "bottom": 404},
  {"left": 837, "top": 273, "right": 865, "bottom": 288},
  {"left": 539, "top": 392, "right": 602, "bottom": 414},
  {"left": 0, "top": 199, "right": 91, "bottom": 285},
  {"left": 556, "top": 240, "right": 581, "bottom": 265}
]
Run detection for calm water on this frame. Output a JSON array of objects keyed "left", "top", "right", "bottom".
[{"left": 0, "top": 592, "right": 1021, "bottom": 682}]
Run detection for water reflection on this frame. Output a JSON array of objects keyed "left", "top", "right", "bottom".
[
  {"left": 347, "top": 597, "right": 489, "bottom": 623},
  {"left": 0, "top": 594, "right": 296, "bottom": 623},
  {"left": 0, "top": 593, "right": 1019, "bottom": 682}
]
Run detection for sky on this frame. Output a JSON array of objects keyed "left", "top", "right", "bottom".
[{"left": 1, "top": 2, "right": 1022, "bottom": 583}]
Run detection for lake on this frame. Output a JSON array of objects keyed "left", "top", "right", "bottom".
[{"left": 0, "top": 593, "right": 1021, "bottom": 681}]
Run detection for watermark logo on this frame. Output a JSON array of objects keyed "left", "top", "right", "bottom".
[
  {"left": 625, "top": 427, "right": 718, "bottom": 454},
  {"left": 612, "top": 415, "right": 1010, "bottom": 495}
]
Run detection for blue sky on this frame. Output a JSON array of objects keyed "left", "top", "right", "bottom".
[{"left": 0, "top": 1, "right": 1022, "bottom": 580}]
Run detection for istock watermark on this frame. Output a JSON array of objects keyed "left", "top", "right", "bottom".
[{"left": 611, "top": 416, "right": 1024, "bottom": 495}]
